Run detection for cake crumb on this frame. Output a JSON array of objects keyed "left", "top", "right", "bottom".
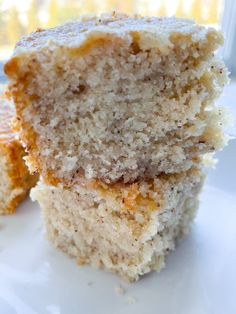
[
  {"left": 126, "top": 296, "right": 137, "bottom": 304},
  {"left": 114, "top": 284, "right": 126, "bottom": 295}
]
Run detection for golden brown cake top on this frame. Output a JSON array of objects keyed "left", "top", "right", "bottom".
[
  {"left": 13, "top": 13, "right": 222, "bottom": 55},
  {"left": 0, "top": 85, "right": 16, "bottom": 143}
]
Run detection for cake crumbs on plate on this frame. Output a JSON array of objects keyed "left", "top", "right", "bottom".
[
  {"left": 114, "top": 284, "right": 126, "bottom": 295},
  {"left": 126, "top": 296, "right": 137, "bottom": 305}
]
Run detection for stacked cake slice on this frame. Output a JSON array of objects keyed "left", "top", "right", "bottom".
[
  {"left": 5, "top": 13, "right": 229, "bottom": 280},
  {"left": 31, "top": 169, "right": 204, "bottom": 280}
]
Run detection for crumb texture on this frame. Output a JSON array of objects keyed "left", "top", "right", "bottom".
[
  {"left": 31, "top": 168, "right": 204, "bottom": 281},
  {"left": 4, "top": 14, "right": 230, "bottom": 280},
  {"left": 5, "top": 14, "right": 229, "bottom": 184}
]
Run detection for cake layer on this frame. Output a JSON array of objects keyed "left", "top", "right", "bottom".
[
  {"left": 31, "top": 168, "right": 204, "bottom": 281},
  {"left": 0, "top": 85, "right": 38, "bottom": 214},
  {"left": 5, "top": 13, "right": 228, "bottom": 184}
]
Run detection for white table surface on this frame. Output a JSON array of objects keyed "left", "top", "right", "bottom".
[{"left": 0, "top": 83, "right": 235, "bottom": 314}]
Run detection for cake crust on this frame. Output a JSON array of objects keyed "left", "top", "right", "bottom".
[{"left": 8, "top": 13, "right": 223, "bottom": 54}]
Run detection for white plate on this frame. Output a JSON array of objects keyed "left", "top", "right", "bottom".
[{"left": 0, "top": 84, "right": 236, "bottom": 314}]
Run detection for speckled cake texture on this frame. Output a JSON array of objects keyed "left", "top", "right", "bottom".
[
  {"left": 5, "top": 13, "right": 229, "bottom": 184},
  {"left": 31, "top": 168, "right": 204, "bottom": 281},
  {"left": 5, "top": 13, "right": 230, "bottom": 279}
]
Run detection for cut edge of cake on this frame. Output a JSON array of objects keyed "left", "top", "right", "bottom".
[
  {"left": 31, "top": 167, "right": 205, "bottom": 281},
  {"left": 4, "top": 14, "right": 229, "bottom": 185}
]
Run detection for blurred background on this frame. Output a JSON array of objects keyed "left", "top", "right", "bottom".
[{"left": 0, "top": 0, "right": 235, "bottom": 81}]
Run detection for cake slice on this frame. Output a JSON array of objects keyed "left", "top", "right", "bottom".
[
  {"left": 5, "top": 13, "right": 230, "bottom": 280},
  {"left": 31, "top": 167, "right": 204, "bottom": 281},
  {"left": 5, "top": 13, "right": 228, "bottom": 185},
  {"left": 0, "top": 85, "right": 38, "bottom": 214}
]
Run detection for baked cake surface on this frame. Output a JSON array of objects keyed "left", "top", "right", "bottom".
[
  {"left": 0, "top": 85, "right": 38, "bottom": 214},
  {"left": 5, "top": 13, "right": 229, "bottom": 185},
  {"left": 31, "top": 167, "right": 204, "bottom": 281}
]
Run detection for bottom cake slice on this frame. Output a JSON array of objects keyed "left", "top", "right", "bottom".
[{"left": 31, "top": 168, "right": 204, "bottom": 281}]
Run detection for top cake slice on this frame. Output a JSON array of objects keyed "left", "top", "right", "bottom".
[{"left": 5, "top": 13, "right": 229, "bottom": 185}]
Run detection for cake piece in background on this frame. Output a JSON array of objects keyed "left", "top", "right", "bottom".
[
  {"left": 31, "top": 168, "right": 204, "bottom": 282},
  {"left": 5, "top": 13, "right": 229, "bottom": 185},
  {"left": 0, "top": 85, "right": 38, "bottom": 214}
]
